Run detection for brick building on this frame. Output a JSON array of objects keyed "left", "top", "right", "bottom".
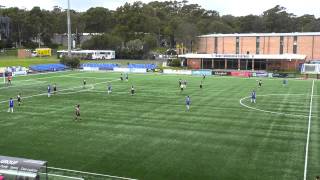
[{"left": 180, "top": 32, "right": 320, "bottom": 71}]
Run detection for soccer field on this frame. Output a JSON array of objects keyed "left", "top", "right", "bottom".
[{"left": 0, "top": 71, "right": 319, "bottom": 180}]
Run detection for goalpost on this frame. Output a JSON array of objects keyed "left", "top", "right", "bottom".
[{"left": 301, "top": 64, "right": 320, "bottom": 79}]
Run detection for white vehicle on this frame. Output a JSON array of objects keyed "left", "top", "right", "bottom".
[
  {"left": 57, "top": 50, "right": 115, "bottom": 60},
  {"left": 91, "top": 50, "right": 115, "bottom": 60}
]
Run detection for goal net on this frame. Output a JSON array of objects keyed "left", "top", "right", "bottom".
[{"left": 301, "top": 64, "right": 320, "bottom": 74}]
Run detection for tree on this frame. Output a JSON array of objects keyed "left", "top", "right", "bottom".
[
  {"left": 82, "top": 7, "right": 114, "bottom": 33},
  {"left": 175, "top": 22, "right": 198, "bottom": 52},
  {"left": 82, "top": 33, "right": 122, "bottom": 50},
  {"left": 263, "top": 5, "right": 296, "bottom": 32},
  {"left": 60, "top": 56, "right": 80, "bottom": 69},
  {"left": 143, "top": 34, "right": 158, "bottom": 52},
  {"left": 238, "top": 15, "right": 266, "bottom": 33}
]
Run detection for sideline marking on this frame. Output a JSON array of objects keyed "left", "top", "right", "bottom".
[
  {"left": 303, "top": 80, "right": 315, "bottom": 180},
  {"left": 239, "top": 94, "right": 311, "bottom": 118},
  {"left": 0, "top": 81, "right": 48, "bottom": 90},
  {"left": 41, "top": 173, "right": 84, "bottom": 180},
  {"left": 48, "top": 166, "right": 138, "bottom": 180}
]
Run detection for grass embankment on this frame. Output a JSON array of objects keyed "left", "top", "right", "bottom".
[{"left": 0, "top": 56, "right": 59, "bottom": 67}]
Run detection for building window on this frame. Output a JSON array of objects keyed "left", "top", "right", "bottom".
[
  {"left": 280, "top": 36, "right": 284, "bottom": 54},
  {"left": 256, "top": 37, "right": 260, "bottom": 54},
  {"left": 236, "top": 37, "right": 239, "bottom": 54},
  {"left": 293, "top": 36, "right": 298, "bottom": 54},
  {"left": 214, "top": 37, "right": 218, "bottom": 54}
]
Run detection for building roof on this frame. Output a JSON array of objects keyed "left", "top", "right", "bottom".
[
  {"left": 179, "top": 53, "right": 307, "bottom": 60},
  {"left": 198, "top": 32, "right": 320, "bottom": 38}
]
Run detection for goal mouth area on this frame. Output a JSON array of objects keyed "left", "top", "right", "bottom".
[{"left": 301, "top": 64, "right": 320, "bottom": 74}]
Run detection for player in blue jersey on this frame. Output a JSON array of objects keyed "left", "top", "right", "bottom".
[
  {"left": 125, "top": 73, "right": 129, "bottom": 81},
  {"left": 8, "top": 98, "right": 14, "bottom": 113},
  {"left": 186, "top": 96, "right": 191, "bottom": 111},
  {"left": 47, "top": 85, "right": 51, "bottom": 97},
  {"left": 107, "top": 83, "right": 112, "bottom": 94},
  {"left": 251, "top": 90, "right": 256, "bottom": 103}
]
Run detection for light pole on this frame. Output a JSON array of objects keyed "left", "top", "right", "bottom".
[{"left": 67, "top": 0, "right": 72, "bottom": 57}]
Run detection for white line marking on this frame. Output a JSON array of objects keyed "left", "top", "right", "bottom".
[
  {"left": 41, "top": 173, "right": 84, "bottom": 180},
  {"left": 239, "top": 94, "right": 310, "bottom": 118},
  {"left": 0, "top": 81, "right": 48, "bottom": 90},
  {"left": 14, "top": 70, "right": 74, "bottom": 77},
  {"left": 48, "top": 167, "right": 138, "bottom": 180},
  {"left": 303, "top": 80, "right": 315, "bottom": 180},
  {"left": 0, "top": 79, "right": 119, "bottom": 104},
  {"left": 0, "top": 72, "right": 83, "bottom": 90}
]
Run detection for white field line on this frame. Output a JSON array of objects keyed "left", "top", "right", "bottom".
[
  {"left": 239, "top": 94, "right": 311, "bottom": 118},
  {"left": 40, "top": 173, "right": 84, "bottom": 180},
  {"left": 0, "top": 72, "right": 83, "bottom": 89},
  {"left": 0, "top": 79, "right": 120, "bottom": 104},
  {"left": 15, "top": 70, "right": 74, "bottom": 77},
  {"left": 303, "top": 80, "right": 315, "bottom": 180},
  {"left": 0, "top": 80, "right": 48, "bottom": 90},
  {"left": 48, "top": 167, "right": 138, "bottom": 180}
]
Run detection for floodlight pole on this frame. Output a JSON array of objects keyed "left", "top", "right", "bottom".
[{"left": 67, "top": 0, "right": 72, "bottom": 57}]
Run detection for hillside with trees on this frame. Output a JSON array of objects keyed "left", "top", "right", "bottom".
[{"left": 1, "top": 1, "right": 320, "bottom": 58}]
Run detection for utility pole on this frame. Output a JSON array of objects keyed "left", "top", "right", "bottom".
[{"left": 67, "top": 0, "right": 72, "bottom": 57}]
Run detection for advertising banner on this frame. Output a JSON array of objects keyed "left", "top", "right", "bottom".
[
  {"left": 13, "top": 71, "right": 27, "bottom": 76},
  {"left": 163, "top": 69, "right": 192, "bottom": 75},
  {"left": 113, "top": 68, "right": 130, "bottom": 73},
  {"left": 192, "top": 70, "right": 212, "bottom": 76},
  {"left": 230, "top": 71, "right": 251, "bottom": 77},
  {"left": 130, "top": 68, "right": 147, "bottom": 73},
  {"left": 253, "top": 72, "right": 268, "bottom": 77},
  {"left": 213, "top": 71, "right": 229, "bottom": 76},
  {"left": 83, "top": 67, "right": 99, "bottom": 71}
]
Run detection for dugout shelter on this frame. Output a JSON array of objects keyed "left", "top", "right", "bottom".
[{"left": 0, "top": 156, "right": 48, "bottom": 180}]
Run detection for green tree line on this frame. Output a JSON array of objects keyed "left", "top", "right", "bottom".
[{"left": 1, "top": 1, "right": 320, "bottom": 58}]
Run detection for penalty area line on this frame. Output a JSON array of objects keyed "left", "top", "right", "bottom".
[
  {"left": 303, "top": 80, "right": 315, "bottom": 180},
  {"left": 0, "top": 78, "right": 120, "bottom": 104}
]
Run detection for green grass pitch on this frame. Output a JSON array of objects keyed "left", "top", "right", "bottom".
[{"left": 0, "top": 71, "right": 319, "bottom": 180}]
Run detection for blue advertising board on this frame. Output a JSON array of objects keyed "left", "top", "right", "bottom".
[{"left": 192, "top": 70, "right": 212, "bottom": 76}]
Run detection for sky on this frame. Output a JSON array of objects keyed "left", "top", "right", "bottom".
[{"left": 1, "top": 0, "right": 319, "bottom": 17}]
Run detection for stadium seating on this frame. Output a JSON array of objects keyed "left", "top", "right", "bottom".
[
  {"left": 29, "top": 64, "right": 67, "bottom": 72},
  {"left": 81, "top": 63, "right": 119, "bottom": 70},
  {"left": 128, "top": 64, "right": 157, "bottom": 69}
]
